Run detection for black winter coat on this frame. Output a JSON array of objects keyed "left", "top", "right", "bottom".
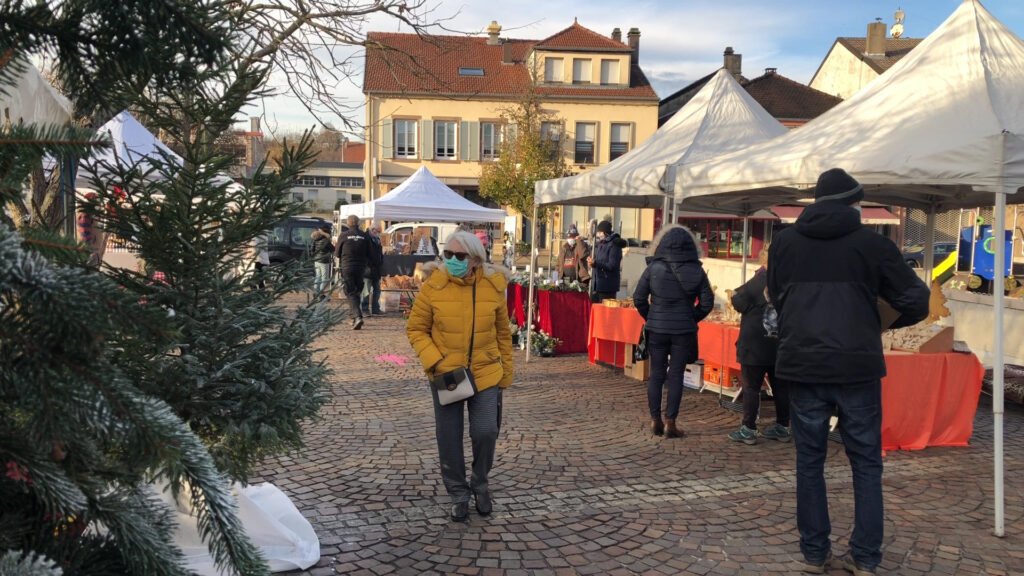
[
  {"left": 731, "top": 269, "right": 777, "bottom": 366},
  {"left": 767, "top": 201, "right": 930, "bottom": 384},
  {"left": 591, "top": 232, "right": 627, "bottom": 294},
  {"left": 366, "top": 235, "right": 384, "bottom": 278},
  {"left": 334, "top": 229, "right": 371, "bottom": 271},
  {"left": 632, "top": 227, "right": 714, "bottom": 335},
  {"left": 311, "top": 230, "right": 334, "bottom": 264}
]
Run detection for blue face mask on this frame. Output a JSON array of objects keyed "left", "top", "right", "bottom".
[{"left": 445, "top": 256, "right": 469, "bottom": 277}]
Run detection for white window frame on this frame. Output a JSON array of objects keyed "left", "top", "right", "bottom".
[
  {"left": 541, "top": 121, "right": 562, "bottom": 162},
  {"left": 544, "top": 58, "right": 564, "bottom": 83},
  {"left": 610, "top": 123, "right": 631, "bottom": 161},
  {"left": 480, "top": 122, "right": 501, "bottom": 160},
  {"left": 572, "top": 59, "right": 592, "bottom": 84},
  {"left": 394, "top": 119, "right": 418, "bottom": 159},
  {"left": 434, "top": 120, "right": 457, "bottom": 160},
  {"left": 574, "top": 122, "right": 596, "bottom": 165},
  {"left": 600, "top": 59, "right": 620, "bottom": 85}
]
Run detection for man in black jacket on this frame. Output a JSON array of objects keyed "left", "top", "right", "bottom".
[
  {"left": 310, "top": 224, "right": 334, "bottom": 299},
  {"left": 768, "top": 168, "right": 929, "bottom": 575},
  {"left": 335, "top": 214, "right": 371, "bottom": 329},
  {"left": 361, "top": 225, "right": 384, "bottom": 315},
  {"left": 587, "top": 220, "right": 627, "bottom": 302}
]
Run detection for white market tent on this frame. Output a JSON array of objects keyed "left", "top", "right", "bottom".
[
  {"left": 676, "top": 0, "right": 1024, "bottom": 536},
  {"left": 534, "top": 68, "right": 789, "bottom": 209},
  {"left": 0, "top": 60, "right": 72, "bottom": 125},
  {"left": 342, "top": 165, "right": 506, "bottom": 223}
]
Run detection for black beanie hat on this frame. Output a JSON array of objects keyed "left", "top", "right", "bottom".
[
  {"left": 597, "top": 220, "right": 613, "bottom": 235},
  {"left": 814, "top": 168, "right": 864, "bottom": 204}
]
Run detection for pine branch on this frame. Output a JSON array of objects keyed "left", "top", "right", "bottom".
[{"left": 0, "top": 550, "right": 63, "bottom": 576}]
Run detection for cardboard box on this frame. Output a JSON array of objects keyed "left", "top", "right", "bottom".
[
  {"left": 878, "top": 298, "right": 901, "bottom": 331},
  {"left": 380, "top": 292, "right": 401, "bottom": 313},
  {"left": 623, "top": 344, "right": 650, "bottom": 381},
  {"left": 893, "top": 325, "right": 955, "bottom": 354},
  {"left": 683, "top": 363, "right": 703, "bottom": 390}
]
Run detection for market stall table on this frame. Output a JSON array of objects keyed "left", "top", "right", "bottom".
[
  {"left": 536, "top": 291, "right": 591, "bottom": 354},
  {"left": 587, "top": 304, "right": 645, "bottom": 368},
  {"left": 506, "top": 283, "right": 528, "bottom": 328}
]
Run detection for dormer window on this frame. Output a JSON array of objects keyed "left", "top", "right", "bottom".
[
  {"left": 600, "top": 59, "right": 620, "bottom": 85},
  {"left": 572, "top": 59, "right": 592, "bottom": 83},
  {"left": 544, "top": 58, "right": 563, "bottom": 82},
  {"left": 458, "top": 67, "right": 485, "bottom": 76}
]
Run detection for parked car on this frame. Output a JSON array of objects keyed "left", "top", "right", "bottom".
[
  {"left": 902, "top": 241, "right": 958, "bottom": 268},
  {"left": 268, "top": 216, "right": 332, "bottom": 264}
]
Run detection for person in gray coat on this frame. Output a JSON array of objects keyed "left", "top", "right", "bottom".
[{"left": 632, "top": 225, "right": 714, "bottom": 438}]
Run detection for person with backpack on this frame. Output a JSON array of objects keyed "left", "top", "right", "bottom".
[{"left": 632, "top": 225, "right": 714, "bottom": 438}]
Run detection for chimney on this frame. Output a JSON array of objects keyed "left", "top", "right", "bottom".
[
  {"left": 865, "top": 18, "right": 887, "bottom": 57},
  {"left": 611, "top": 27, "right": 622, "bottom": 43},
  {"left": 486, "top": 20, "right": 502, "bottom": 46},
  {"left": 502, "top": 40, "right": 513, "bottom": 64},
  {"left": 723, "top": 47, "right": 742, "bottom": 79},
  {"left": 764, "top": 67, "right": 777, "bottom": 76},
  {"left": 627, "top": 27, "right": 640, "bottom": 61}
]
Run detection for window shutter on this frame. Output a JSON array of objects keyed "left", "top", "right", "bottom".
[
  {"left": 460, "top": 121, "right": 471, "bottom": 160},
  {"left": 421, "top": 119, "right": 433, "bottom": 160},
  {"left": 381, "top": 118, "right": 393, "bottom": 159},
  {"left": 506, "top": 123, "right": 518, "bottom": 144},
  {"left": 468, "top": 121, "right": 480, "bottom": 161}
]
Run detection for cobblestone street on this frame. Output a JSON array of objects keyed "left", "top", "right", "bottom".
[{"left": 257, "top": 312, "right": 1024, "bottom": 576}]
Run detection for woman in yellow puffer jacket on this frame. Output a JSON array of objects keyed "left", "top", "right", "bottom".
[{"left": 406, "top": 230, "right": 513, "bottom": 522}]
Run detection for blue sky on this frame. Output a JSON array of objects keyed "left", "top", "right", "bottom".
[{"left": 247, "top": 0, "right": 1024, "bottom": 136}]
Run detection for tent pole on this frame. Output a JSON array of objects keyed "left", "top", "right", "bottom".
[
  {"left": 741, "top": 217, "right": 750, "bottom": 283},
  {"left": 958, "top": 209, "right": 965, "bottom": 271},
  {"left": 525, "top": 203, "right": 539, "bottom": 363},
  {"left": 994, "top": 189, "right": 1006, "bottom": 537},
  {"left": 924, "top": 207, "right": 936, "bottom": 282}
]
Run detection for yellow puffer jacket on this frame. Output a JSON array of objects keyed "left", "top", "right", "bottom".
[{"left": 406, "top": 263, "right": 514, "bottom": 390}]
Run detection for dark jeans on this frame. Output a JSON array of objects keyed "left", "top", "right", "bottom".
[
  {"left": 740, "top": 364, "right": 789, "bottom": 430},
  {"left": 361, "top": 274, "right": 381, "bottom": 312},
  {"left": 647, "top": 331, "right": 696, "bottom": 420},
  {"left": 789, "top": 380, "right": 883, "bottom": 569},
  {"left": 341, "top": 268, "right": 364, "bottom": 319}
]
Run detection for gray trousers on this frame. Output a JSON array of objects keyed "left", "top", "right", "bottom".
[{"left": 432, "top": 385, "right": 502, "bottom": 503}]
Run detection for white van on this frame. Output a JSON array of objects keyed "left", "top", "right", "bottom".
[{"left": 384, "top": 222, "right": 462, "bottom": 255}]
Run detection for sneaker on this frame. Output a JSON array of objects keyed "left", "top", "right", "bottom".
[
  {"left": 352, "top": 318, "right": 364, "bottom": 330},
  {"left": 728, "top": 425, "right": 758, "bottom": 445},
  {"left": 837, "top": 553, "right": 876, "bottom": 575},
  {"left": 802, "top": 552, "right": 835, "bottom": 574},
  {"left": 761, "top": 423, "right": 793, "bottom": 442},
  {"left": 450, "top": 501, "right": 469, "bottom": 522}
]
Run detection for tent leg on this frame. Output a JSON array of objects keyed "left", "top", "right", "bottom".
[
  {"left": 924, "top": 207, "right": 936, "bottom": 282},
  {"left": 526, "top": 203, "right": 539, "bottom": 363},
  {"left": 741, "top": 217, "right": 749, "bottom": 284},
  {"left": 994, "top": 191, "right": 1006, "bottom": 537}
]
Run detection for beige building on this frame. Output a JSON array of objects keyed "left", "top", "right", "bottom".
[
  {"left": 810, "top": 13, "right": 922, "bottom": 100},
  {"left": 289, "top": 161, "right": 366, "bottom": 211},
  {"left": 362, "top": 20, "right": 660, "bottom": 244}
]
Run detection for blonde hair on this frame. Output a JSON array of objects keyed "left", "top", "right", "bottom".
[
  {"left": 442, "top": 229, "right": 511, "bottom": 280},
  {"left": 649, "top": 224, "right": 702, "bottom": 258}
]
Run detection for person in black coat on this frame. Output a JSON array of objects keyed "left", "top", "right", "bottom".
[
  {"left": 334, "top": 214, "right": 371, "bottom": 329},
  {"left": 361, "top": 225, "right": 384, "bottom": 315},
  {"left": 311, "top": 224, "right": 334, "bottom": 298},
  {"left": 588, "top": 220, "right": 627, "bottom": 301},
  {"left": 768, "top": 168, "right": 929, "bottom": 574},
  {"left": 727, "top": 245, "right": 789, "bottom": 445},
  {"left": 632, "top": 225, "right": 714, "bottom": 438}
]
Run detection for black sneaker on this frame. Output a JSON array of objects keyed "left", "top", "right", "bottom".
[
  {"left": 450, "top": 501, "right": 469, "bottom": 522},
  {"left": 352, "top": 318, "right": 364, "bottom": 330},
  {"left": 474, "top": 490, "right": 492, "bottom": 516}
]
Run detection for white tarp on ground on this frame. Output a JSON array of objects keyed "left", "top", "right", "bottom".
[
  {"left": 159, "top": 483, "right": 320, "bottom": 574},
  {"left": 675, "top": 0, "right": 1024, "bottom": 212},
  {"left": 0, "top": 60, "right": 72, "bottom": 125},
  {"left": 342, "top": 165, "right": 506, "bottom": 222},
  {"left": 534, "top": 68, "right": 788, "bottom": 208}
]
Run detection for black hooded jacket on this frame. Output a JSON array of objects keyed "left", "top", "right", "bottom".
[
  {"left": 731, "top": 269, "right": 777, "bottom": 366},
  {"left": 767, "top": 201, "right": 930, "bottom": 384},
  {"left": 334, "top": 228, "right": 371, "bottom": 272},
  {"left": 632, "top": 227, "right": 714, "bottom": 335},
  {"left": 591, "top": 232, "right": 628, "bottom": 294}
]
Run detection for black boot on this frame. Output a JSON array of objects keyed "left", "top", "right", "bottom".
[
  {"left": 474, "top": 490, "right": 492, "bottom": 516},
  {"left": 650, "top": 418, "right": 664, "bottom": 436},
  {"left": 450, "top": 501, "right": 469, "bottom": 522}
]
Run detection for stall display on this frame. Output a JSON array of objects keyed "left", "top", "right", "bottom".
[
  {"left": 536, "top": 290, "right": 591, "bottom": 354},
  {"left": 586, "top": 304, "right": 645, "bottom": 367},
  {"left": 883, "top": 324, "right": 954, "bottom": 353},
  {"left": 380, "top": 275, "right": 420, "bottom": 290}
]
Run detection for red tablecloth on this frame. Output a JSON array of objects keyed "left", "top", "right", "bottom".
[
  {"left": 506, "top": 283, "right": 527, "bottom": 327},
  {"left": 880, "top": 351, "right": 983, "bottom": 451},
  {"left": 537, "top": 291, "right": 591, "bottom": 354},
  {"left": 587, "top": 304, "right": 645, "bottom": 367}
]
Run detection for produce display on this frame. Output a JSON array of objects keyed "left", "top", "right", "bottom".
[
  {"left": 381, "top": 275, "right": 421, "bottom": 290},
  {"left": 601, "top": 298, "right": 635, "bottom": 308},
  {"left": 883, "top": 323, "right": 954, "bottom": 353}
]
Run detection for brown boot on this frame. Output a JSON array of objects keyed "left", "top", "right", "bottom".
[
  {"left": 650, "top": 418, "right": 664, "bottom": 436},
  {"left": 664, "top": 418, "right": 683, "bottom": 438}
]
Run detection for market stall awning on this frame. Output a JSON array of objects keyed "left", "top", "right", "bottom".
[
  {"left": 676, "top": 209, "right": 778, "bottom": 221},
  {"left": 771, "top": 205, "right": 899, "bottom": 225},
  {"left": 342, "top": 166, "right": 505, "bottom": 223}
]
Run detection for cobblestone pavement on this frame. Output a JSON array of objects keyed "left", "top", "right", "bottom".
[{"left": 257, "top": 311, "right": 1024, "bottom": 576}]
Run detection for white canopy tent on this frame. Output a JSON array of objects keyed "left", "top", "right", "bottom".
[
  {"left": 0, "top": 60, "right": 73, "bottom": 125},
  {"left": 342, "top": 166, "right": 506, "bottom": 223},
  {"left": 526, "top": 69, "right": 790, "bottom": 359},
  {"left": 676, "top": 0, "right": 1024, "bottom": 536}
]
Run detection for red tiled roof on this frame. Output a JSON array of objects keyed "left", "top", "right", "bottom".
[
  {"left": 835, "top": 37, "right": 923, "bottom": 74},
  {"left": 658, "top": 69, "right": 841, "bottom": 126},
  {"left": 535, "top": 22, "right": 632, "bottom": 52},
  {"left": 741, "top": 71, "right": 842, "bottom": 121},
  {"left": 364, "top": 31, "right": 657, "bottom": 100}
]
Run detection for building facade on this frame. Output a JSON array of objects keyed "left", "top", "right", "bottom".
[
  {"left": 363, "top": 20, "right": 660, "bottom": 244},
  {"left": 809, "top": 16, "right": 922, "bottom": 100},
  {"left": 288, "top": 161, "right": 367, "bottom": 211}
]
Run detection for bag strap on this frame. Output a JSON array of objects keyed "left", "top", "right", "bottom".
[
  {"left": 468, "top": 282, "right": 477, "bottom": 363},
  {"left": 663, "top": 260, "right": 694, "bottom": 300}
]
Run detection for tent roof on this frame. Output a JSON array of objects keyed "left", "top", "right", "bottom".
[
  {"left": 342, "top": 166, "right": 506, "bottom": 222},
  {"left": 87, "top": 111, "right": 182, "bottom": 174},
  {"left": 676, "top": 0, "right": 1024, "bottom": 214},
  {"left": 0, "top": 61, "right": 72, "bottom": 126},
  {"left": 535, "top": 68, "right": 787, "bottom": 207}
]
